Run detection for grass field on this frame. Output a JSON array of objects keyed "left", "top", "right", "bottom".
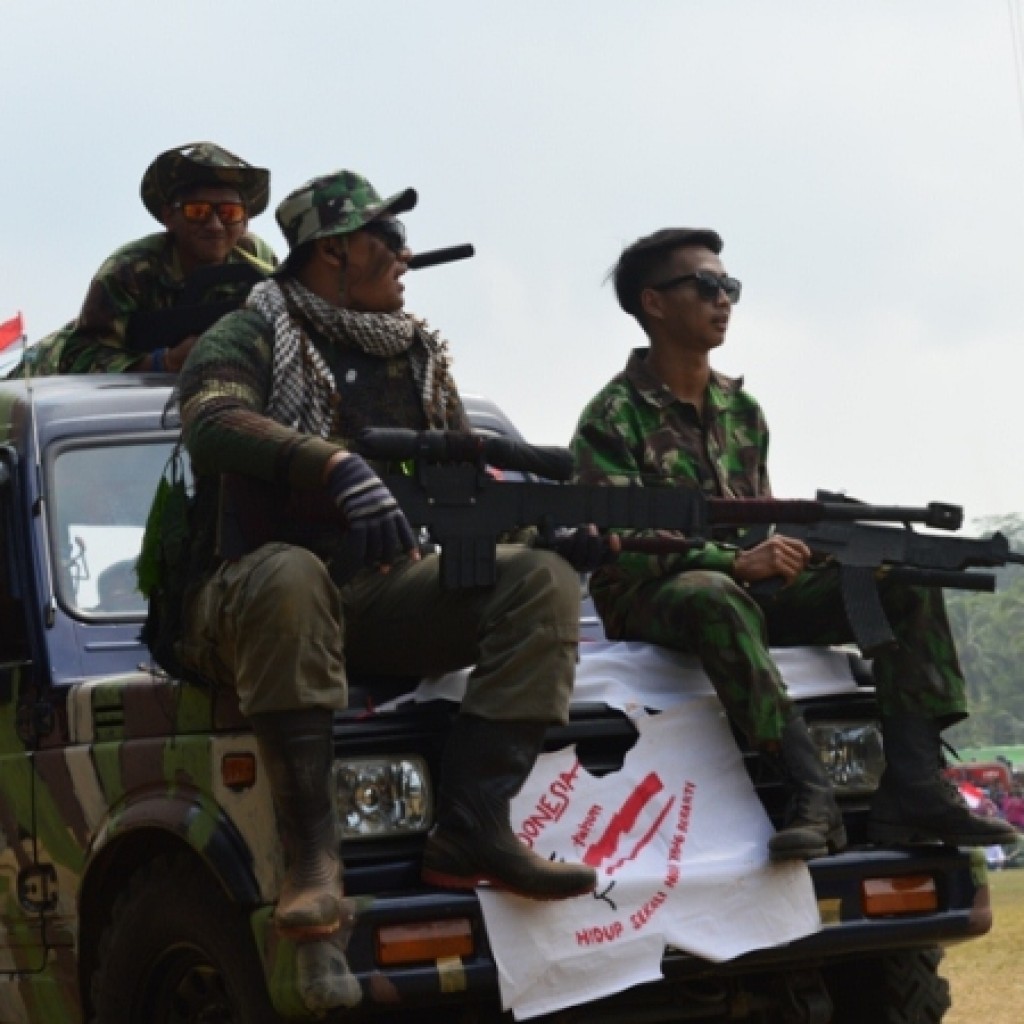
[{"left": 944, "top": 868, "right": 1024, "bottom": 1022}]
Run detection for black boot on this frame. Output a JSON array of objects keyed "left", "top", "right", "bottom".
[
  {"left": 422, "top": 715, "right": 598, "bottom": 900},
  {"left": 251, "top": 709, "right": 345, "bottom": 939},
  {"left": 766, "top": 715, "right": 848, "bottom": 862},
  {"left": 868, "top": 715, "right": 1021, "bottom": 847}
]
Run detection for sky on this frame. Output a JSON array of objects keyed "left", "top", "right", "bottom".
[{"left": 4, "top": 1, "right": 1024, "bottom": 520}]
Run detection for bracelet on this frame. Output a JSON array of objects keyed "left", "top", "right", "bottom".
[{"left": 152, "top": 347, "right": 167, "bottom": 373}]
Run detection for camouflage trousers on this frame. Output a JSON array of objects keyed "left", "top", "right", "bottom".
[
  {"left": 180, "top": 541, "right": 580, "bottom": 724},
  {"left": 596, "top": 565, "right": 967, "bottom": 745}
]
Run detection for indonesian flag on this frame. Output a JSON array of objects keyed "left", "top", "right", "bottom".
[{"left": 0, "top": 312, "right": 25, "bottom": 352}]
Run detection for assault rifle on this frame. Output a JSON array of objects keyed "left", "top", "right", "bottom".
[
  {"left": 125, "top": 263, "right": 266, "bottom": 354},
  {"left": 353, "top": 430, "right": 966, "bottom": 609},
  {"left": 751, "top": 491, "right": 1024, "bottom": 654}
]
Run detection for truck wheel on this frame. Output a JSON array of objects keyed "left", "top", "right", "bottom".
[
  {"left": 90, "top": 853, "right": 281, "bottom": 1024},
  {"left": 826, "top": 948, "right": 951, "bottom": 1023}
]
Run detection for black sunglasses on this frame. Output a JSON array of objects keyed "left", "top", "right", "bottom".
[
  {"left": 649, "top": 270, "right": 742, "bottom": 304},
  {"left": 362, "top": 218, "right": 407, "bottom": 254}
]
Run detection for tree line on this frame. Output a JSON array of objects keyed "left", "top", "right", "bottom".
[{"left": 943, "top": 515, "right": 1024, "bottom": 750}]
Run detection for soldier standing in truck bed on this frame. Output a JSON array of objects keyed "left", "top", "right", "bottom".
[{"left": 9, "top": 141, "right": 277, "bottom": 377}]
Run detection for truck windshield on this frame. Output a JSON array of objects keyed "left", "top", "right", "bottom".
[{"left": 50, "top": 440, "right": 183, "bottom": 619}]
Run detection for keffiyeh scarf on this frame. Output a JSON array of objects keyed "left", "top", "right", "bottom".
[{"left": 246, "top": 277, "right": 457, "bottom": 437}]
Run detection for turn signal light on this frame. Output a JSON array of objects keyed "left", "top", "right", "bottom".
[
  {"left": 376, "top": 918, "right": 474, "bottom": 966},
  {"left": 862, "top": 875, "right": 938, "bottom": 916},
  {"left": 221, "top": 752, "right": 257, "bottom": 790}
]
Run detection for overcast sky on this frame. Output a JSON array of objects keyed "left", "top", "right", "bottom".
[{"left": 5, "top": 1, "right": 1024, "bottom": 520}]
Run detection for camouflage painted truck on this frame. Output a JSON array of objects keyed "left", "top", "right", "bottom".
[{"left": 0, "top": 374, "right": 993, "bottom": 1023}]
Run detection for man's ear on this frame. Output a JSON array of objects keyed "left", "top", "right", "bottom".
[
  {"left": 640, "top": 286, "right": 665, "bottom": 323},
  {"left": 159, "top": 204, "right": 176, "bottom": 231},
  {"left": 319, "top": 237, "right": 347, "bottom": 267}
]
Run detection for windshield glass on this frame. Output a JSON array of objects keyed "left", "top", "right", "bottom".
[{"left": 51, "top": 440, "right": 182, "bottom": 619}]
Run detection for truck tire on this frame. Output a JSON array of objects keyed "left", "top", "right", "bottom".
[
  {"left": 826, "top": 948, "right": 951, "bottom": 1023},
  {"left": 90, "top": 852, "right": 281, "bottom": 1024}
]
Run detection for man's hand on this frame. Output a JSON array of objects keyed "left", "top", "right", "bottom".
[
  {"left": 732, "top": 534, "right": 811, "bottom": 585},
  {"left": 165, "top": 334, "right": 200, "bottom": 373},
  {"left": 325, "top": 453, "right": 419, "bottom": 574},
  {"left": 541, "top": 524, "right": 621, "bottom": 573}
]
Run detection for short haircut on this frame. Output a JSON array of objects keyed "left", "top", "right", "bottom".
[{"left": 612, "top": 227, "right": 724, "bottom": 322}]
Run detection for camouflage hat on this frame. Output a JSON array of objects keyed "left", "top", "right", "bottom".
[
  {"left": 275, "top": 169, "right": 418, "bottom": 251},
  {"left": 140, "top": 142, "right": 270, "bottom": 222}
]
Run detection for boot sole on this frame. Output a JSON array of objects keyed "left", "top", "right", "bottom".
[
  {"left": 274, "top": 919, "right": 342, "bottom": 941},
  {"left": 868, "top": 820, "right": 1020, "bottom": 847},
  {"left": 421, "top": 867, "right": 596, "bottom": 902}
]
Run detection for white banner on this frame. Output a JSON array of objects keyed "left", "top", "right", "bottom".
[{"left": 478, "top": 700, "right": 822, "bottom": 1020}]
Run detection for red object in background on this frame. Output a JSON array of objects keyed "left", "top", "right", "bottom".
[
  {"left": 0, "top": 312, "right": 25, "bottom": 351},
  {"left": 957, "top": 782, "right": 986, "bottom": 810},
  {"left": 943, "top": 761, "right": 1013, "bottom": 792}
]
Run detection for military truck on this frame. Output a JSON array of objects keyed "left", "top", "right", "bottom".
[{"left": 0, "top": 374, "right": 992, "bottom": 1023}]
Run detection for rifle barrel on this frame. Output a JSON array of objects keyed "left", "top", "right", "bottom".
[{"left": 706, "top": 498, "right": 963, "bottom": 530}]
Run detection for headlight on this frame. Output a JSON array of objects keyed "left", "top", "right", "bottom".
[
  {"left": 333, "top": 756, "right": 433, "bottom": 840},
  {"left": 808, "top": 720, "right": 885, "bottom": 796}
]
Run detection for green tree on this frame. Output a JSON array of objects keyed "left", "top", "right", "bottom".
[{"left": 944, "top": 513, "right": 1024, "bottom": 748}]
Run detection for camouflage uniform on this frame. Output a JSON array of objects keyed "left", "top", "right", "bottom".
[
  {"left": 572, "top": 348, "right": 967, "bottom": 744},
  {"left": 13, "top": 233, "right": 277, "bottom": 376}
]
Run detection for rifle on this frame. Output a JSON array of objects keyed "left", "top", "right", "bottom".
[
  {"left": 125, "top": 263, "right": 265, "bottom": 354},
  {"left": 353, "top": 429, "right": 965, "bottom": 603},
  {"left": 749, "top": 490, "right": 1024, "bottom": 655}
]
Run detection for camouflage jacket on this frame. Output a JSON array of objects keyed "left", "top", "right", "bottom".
[
  {"left": 40, "top": 231, "right": 277, "bottom": 375},
  {"left": 177, "top": 302, "right": 470, "bottom": 578},
  {"left": 571, "top": 347, "right": 771, "bottom": 603}
]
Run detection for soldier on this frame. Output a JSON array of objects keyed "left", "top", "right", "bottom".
[
  {"left": 10, "top": 141, "right": 277, "bottom": 377},
  {"left": 571, "top": 227, "right": 1019, "bottom": 857},
  {"left": 174, "top": 168, "right": 600, "bottom": 946}
]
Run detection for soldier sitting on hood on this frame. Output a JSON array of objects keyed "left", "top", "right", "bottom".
[{"left": 10, "top": 141, "right": 277, "bottom": 377}]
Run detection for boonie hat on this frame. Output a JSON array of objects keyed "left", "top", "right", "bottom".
[
  {"left": 140, "top": 142, "right": 270, "bottom": 221},
  {"left": 275, "top": 169, "right": 418, "bottom": 251}
]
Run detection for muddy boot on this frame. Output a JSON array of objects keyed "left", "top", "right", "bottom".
[
  {"left": 766, "top": 715, "right": 848, "bottom": 862},
  {"left": 422, "top": 715, "right": 597, "bottom": 900},
  {"left": 294, "top": 899, "right": 364, "bottom": 1012},
  {"left": 867, "top": 715, "right": 1020, "bottom": 847},
  {"left": 251, "top": 709, "right": 345, "bottom": 939}
]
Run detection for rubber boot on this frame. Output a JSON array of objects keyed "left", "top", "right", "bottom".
[
  {"left": 867, "top": 715, "right": 1021, "bottom": 847},
  {"left": 421, "top": 715, "right": 598, "bottom": 900},
  {"left": 251, "top": 709, "right": 345, "bottom": 939},
  {"left": 766, "top": 715, "right": 848, "bottom": 862}
]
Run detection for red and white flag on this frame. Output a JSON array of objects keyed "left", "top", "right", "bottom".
[{"left": 0, "top": 312, "right": 25, "bottom": 352}]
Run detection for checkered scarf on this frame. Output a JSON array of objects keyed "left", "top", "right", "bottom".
[{"left": 246, "top": 277, "right": 457, "bottom": 437}]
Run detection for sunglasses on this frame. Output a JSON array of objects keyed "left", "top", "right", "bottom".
[
  {"left": 362, "top": 218, "right": 407, "bottom": 254},
  {"left": 650, "top": 270, "right": 742, "bottom": 304},
  {"left": 172, "top": 200, "right": 248, "bottom": 225}
]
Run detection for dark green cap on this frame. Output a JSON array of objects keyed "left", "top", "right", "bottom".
[
  {"left": 140, "top": 141, "right": 270, "bottom": 221},
  {"left": 275, "top": 169, "right": 417, "bottom": 250}
]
